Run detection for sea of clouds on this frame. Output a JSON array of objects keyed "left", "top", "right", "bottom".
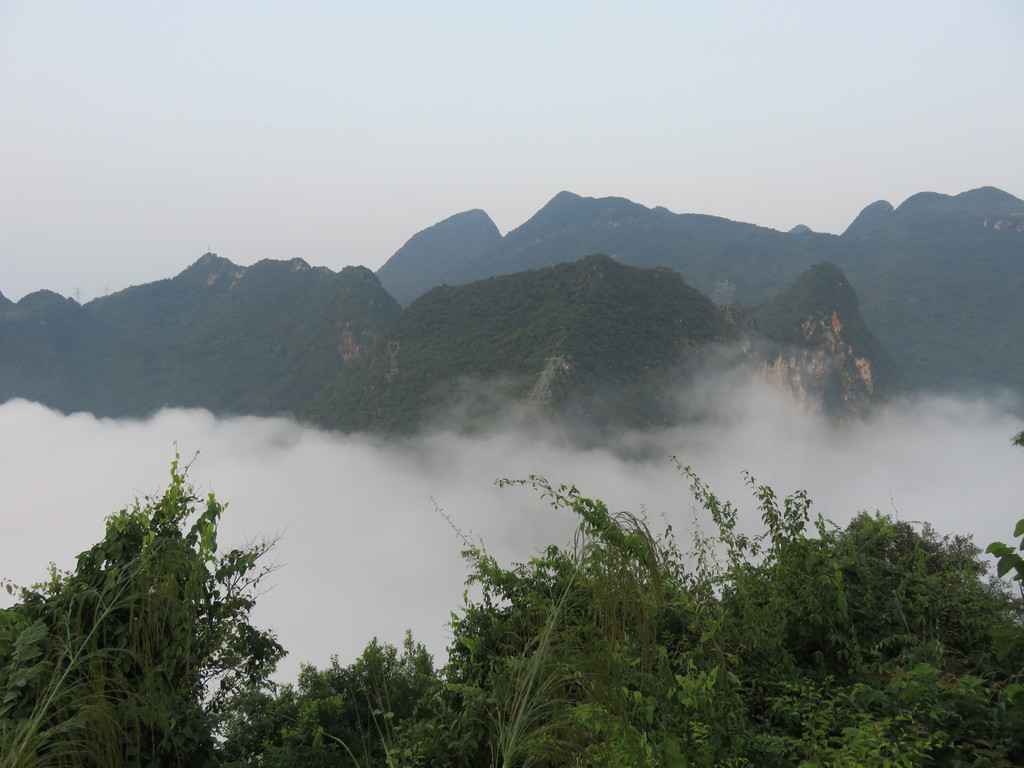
[{"left": 2, "top": 370, "right": 1022, "bottom": 683}]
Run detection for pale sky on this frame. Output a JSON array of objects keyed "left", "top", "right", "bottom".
[{"left": 2, "top": 1, "right": 1022, "bottom": 302}]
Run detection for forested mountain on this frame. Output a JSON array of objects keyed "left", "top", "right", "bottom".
[
  {"left": 305, "top": 256, "right": 900, "bottom": 436},
  {"left": 1, "top": 251, "right": 897, "bottom": 435},
  {"left": 306, "top": 254, "right": 738, "bottom": 435},
  {"left": 377, "top": 187, "right": 1024, "bottom": 395},
  {"left": 838, "top": 187, "right": 1024, "bottom": 392},
  {"left": 0, "top": 253, "right": 400, "bottom": 417}
]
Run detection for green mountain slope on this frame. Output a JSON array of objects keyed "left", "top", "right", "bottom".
[
  {"left": 0, "top": 290, "right": 91, "bottom": 409},
  {"left": 837, "top": 188, "right": 1024, "bottom": 392},
  {"left": 307, "top": 254, "right": 740, "bottom": 435},
  {"left": 0, "top": 254, "right": 401, "bottom": 417},
  {"left": 306, "top": 256, "right": 895, "bottom": 436},
  {"left": 2, "top": 251, "right": 898, "bottom": 435}
]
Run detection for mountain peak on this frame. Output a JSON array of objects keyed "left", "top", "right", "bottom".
[
  {"left": 16, "top": 289, "right": 79, "bottom": 309},
  {"left": 174, "top": 252, "right": 245, "bottom": 290},
  {"left": 547, "top": 190, "right": 583, "bottom": 205},
  {"left": 751, "top": 262, "right": 866, "bottom": 354},
  {"left": 764, "top": 262, "right": 859, "bottom": 311},
  {"left": 842, "top": 200, "right": 894, "bottom": 237},
  {"left": 956, "top": 186, "right": 1024, "bottom": 207},
  {"left": 893, "top": 186, "right": 1024, "bottom": 218},
  {"left": 896, "top": 191, "right": 950, "bottom": 212},
  {"left": 190, "top": 251, "right": 234, "bottom": 270},
  {"left": 842, "top": 187, "right": 1022, "bottom": 237},
  {"left": 533, "top": 190, "right": 651, "bottom": 219},
  {"left": 376, "top": 208, "right": 502, "bottom": 305},
  {"left": 507, "top": 192, "right": 659, "bottom": 244}
]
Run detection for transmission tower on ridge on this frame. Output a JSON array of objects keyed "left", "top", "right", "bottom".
[{"left": 386, "top": 341, "right": 400, "bottom": 378}]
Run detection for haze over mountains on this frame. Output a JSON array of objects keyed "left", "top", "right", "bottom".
[
  {"left": 1, "top": 186, "right": 1021, "bottom": 437},
  {"left": 0, "top": 257, "right": 399, "bottom": 418},
  {"left": 377, "top": 186, "right": 1024, "bottom": 396},
  {"left": 3, "top": 185, "right": 1023, "bottom": 683}
]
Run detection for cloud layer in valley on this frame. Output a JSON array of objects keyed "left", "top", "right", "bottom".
[{"left": 2, "top": 372, "right": 1022, "bottom": 682}]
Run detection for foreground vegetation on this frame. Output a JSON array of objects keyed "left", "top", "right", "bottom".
[
  {"left": 0, "top": 458, "right": 284, "bottom": 767},
  {"left": 3, "top": 451, "right": 1024, "bottom": 766}
]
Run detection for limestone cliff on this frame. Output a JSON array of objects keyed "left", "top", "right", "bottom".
[{"left": 751, "top": 263, "right": 903, "bottom": 417}]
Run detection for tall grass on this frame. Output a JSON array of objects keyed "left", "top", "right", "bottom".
[
  {"left": 0, "top": 561, "right": 166, "bottom": 768},
  {"left": 488, "top": 564, "right": 579, "bottom": 768},
  {"left": 479, "top": 477, "right": 677, "bottom": 768}
]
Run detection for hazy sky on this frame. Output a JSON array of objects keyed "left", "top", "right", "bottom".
[
  {"left": 2, "top": 371, "right": 1022, "bottom": 682},
  {"left": 2, "top": 1, "right": 1023, "bottom": 302}
]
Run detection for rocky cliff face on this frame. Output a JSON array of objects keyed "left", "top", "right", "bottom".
[
  {"left": 751, "top": 263, "right": 903, "bottom": 417},
  {"left": 760, "top": 310, "right": 880, "bottom": 416}
]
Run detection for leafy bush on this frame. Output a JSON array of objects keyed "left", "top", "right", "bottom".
[
  {"left": 0, "top": 457, "right": 282, "bottom": 767},
  {"left": 227, "top": 465, "right": 1022, "bottom": 766}
]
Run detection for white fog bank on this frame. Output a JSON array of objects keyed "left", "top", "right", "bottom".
[{"left": 1, "top": 376, "right": 1022, "bottom": 682}]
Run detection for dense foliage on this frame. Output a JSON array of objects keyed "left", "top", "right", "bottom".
[
  {"left": 220, "top": 466, "right": 1024, "bottom": 767},
  {"left": 0, "top": 458, "right": 283, "bottom": 767},
  {"left": 3, "top": 452, "right": 1023, "bottom": 765}
]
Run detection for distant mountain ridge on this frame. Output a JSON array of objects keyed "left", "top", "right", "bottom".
[
  {"left": 376, "top": 186, "right": 1024, "bottom": 395},
  {"left": 3, "top": 184, "right": 1018, "bottom": 432},
  {"left": 0, "top": 253, "right": 400, "bottom": 417},
  {"left": 377, "top": 190, "right": 842, "bottom": 306},
  {"left": 844, "top": 186, "right": 1024, "bottom": 237},
  {"left": 375, "top": 209, "right": 502, "bottom": 306},
  {"left": 1, "top": 252, "right": 897, "bottom": 437}
]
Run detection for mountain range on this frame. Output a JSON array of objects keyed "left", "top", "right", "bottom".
[
  {"left": 2, "top": 185, "right": 1020, "bottom": 436},
  {"left": 377, "top": 186, "right": 1024, "bottom": 395}
]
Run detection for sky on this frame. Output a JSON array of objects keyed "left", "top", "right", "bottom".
[
  {"left": 2, "top": 0, "right": 1023, "bottom": 302},
  {"left": 2, "top": 371, "right": 1022, "bottom": 683}
]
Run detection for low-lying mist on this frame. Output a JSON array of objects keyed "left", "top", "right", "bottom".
[{"left": 2, "top": 369, "right": 1021, "bottom": 683}]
